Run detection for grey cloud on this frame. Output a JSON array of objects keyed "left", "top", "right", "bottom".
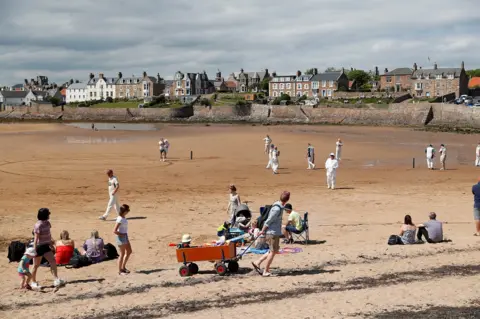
[{"left": 0, "top": 0, "right": 479, "bottom": 85}]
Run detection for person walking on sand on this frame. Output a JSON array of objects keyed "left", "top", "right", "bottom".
[
  {"left": 159, "top": 138, "right": 167, "bottom": 162},
  {"left": 325, "top": 153, "right": 339, "bottom": 190},
  {"left": 439, "top": 144, "right": 447, "bottom": 170},
  {"left": 335, "top": 138, "right": 343, "bottom": 160},
  {"left": 31, "top": 208, "right": 65, "bottom": 290},
  {"left": 164, "top": 139, "right": 170, "bottom": 159},
  {"left": 114, "top": 204, "right": 133, "bottom": 275},
  {"left": 264, "top": 135, "right": 272, "bottom": 154},
  {"left": 472, "top": 177, "right": 480, "bottom": 236},
  {"left": 271, "top": 146, "right": 280, "bottom": 174},
  {"left": 425, "top": 144, "right": 435, "bottom": 170},
  {"left": 476, "top": 143, "right": 480, "bottom": 167},
  {"left": 227, "top": 184, "right": 241, "bottom": 224},
  {"left": 251, "top": 191, "right": 290, "bottom": 277},
  {"left": 266, "top": 144, "right": 275, "bottom": 169},
  {"left": 99, "top": 169, "right": 120, "bottom": 221},
  {"left": 307, "top": 143, "right": 315, "bottom": 169}
]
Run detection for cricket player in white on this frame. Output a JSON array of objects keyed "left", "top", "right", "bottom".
[
  {"left": 307, "top": 143, "right": 315, "bottom": 169},
  {"left": 325, "top": 153, "right": 339, "bottom": 189},
  {"left": 99, "top": 169, "right": 120, "bottom": 220},
  {"left": 266, "top": 144, "right": 275, "bottom": 169},
  {"left": 439, "top": 144, "right": 446, "bottom": 170},
  {"left": 264, "top": 135, "right": 272, "bottom": 154},
  {"left": 335, "top": 138, "right": 343, "bottom": 160},
  {"left": 425, "top": 144, "right": 435, "bottom": 170},
  {"left": 271, "top": 146, "right": 279, "bottom": 174},
  {"left": 476, "top": 143, "right": 480, "bottom": 167}
]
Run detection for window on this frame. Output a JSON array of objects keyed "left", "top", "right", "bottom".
[
  {"left": 436, "top": 75, "right": 442, "bottom": 80},
  {"left": 425, "top": 75, "right": 429, "bottom": 80},
  {"left": 279, "top": 83, "right": 284, "bottom": 89},
  {"left": 280, "top": 78, "right": 284, "bottom": 82},
  {"left": 90, "top": 92, "right": 92, "bottom": 97},
  {"left": 297, "top": 83, "right": 302, "bottom": 89},
  {"left": 322, "top": 81, "right": 326, "bottom": 87},
  {"left": 286, "top": 91, "right": 291, "bottom": 96},
  {"left": 297, "top": 91, "right": 302, "bottom": 97},
  {"left": 327, "top": 90, "right": 332, "bottom": 97},
  {"left": 273, "top": 83, "right": 278, "bottom": 89},
  {"left": 94, "top": 92, "right": 97, "bottom": 97},
  {"left": 448, "top": 74, "right": 454, "bottom": 79},
  {"left": 312, "top": 82, "right": 319, "bottom": 89},
  {"left": 304, "top": 84, "right": 309, "bottom": 89},
  {"left": 144, "top": 84, "right": 147, "bottom": 90},
  {"left": 177, "top": 81, "right": 181, "bottom": 87},
  {"left": 273, "top": 91, "right": 278, "bottom": 97},
  {"left": 280, "top": 91, "right": 284, "bottom": 95},
  {"left": 329, "top": 81, "right": 334, "bottom": 87},
  {"left": 286, "top": 83, "right": 291, "bottom": 89},
  {"left": 415, "top": 83, "right": 423, "bottom": 90},
  {"left": 386, "top": 76, "right": 392, "bottom": 83},
  {"left": 186, "top": 81, "right": 190, "bottom": 88},
  {"left": 426, "top": 92, "right": 430, "bottom": 97}
]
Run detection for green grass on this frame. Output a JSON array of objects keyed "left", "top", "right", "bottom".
[{"left": 90, "top": 101, "right": 140, "bottom": 108}]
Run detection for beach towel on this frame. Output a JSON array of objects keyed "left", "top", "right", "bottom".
[{"left": 244, "top": 247, "right": 303, "bottom": 255}]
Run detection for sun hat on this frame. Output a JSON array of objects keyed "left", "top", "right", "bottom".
[
  {"left": 181, "top": 234, "right": 192, "bottom": 243},
  {"left": 330, "top": 153, "right": 335, "bottom": 156},
  {"left": 25, "top": 247, "right": 37, "bottom": 257}
]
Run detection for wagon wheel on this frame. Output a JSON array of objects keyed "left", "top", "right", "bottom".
[
  {"left": 228, "top": 261, "right": 239, "bottom": 273},
  {"left": 188, "top": 263, "right": 199, "bottom": 274},
  {"left": 215, "top": 262, "right": 228, "bottom": 276},
  {"left": 179, "top": 265, "right": 190, "bottom": 277}
]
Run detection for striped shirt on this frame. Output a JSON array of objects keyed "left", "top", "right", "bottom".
[{"left": 34, "top": 220, "right": 52, "bottom": 245}]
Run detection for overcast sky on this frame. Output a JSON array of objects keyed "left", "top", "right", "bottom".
[{"left": 1, "top": 0, "right": 479, "bottom": 86}]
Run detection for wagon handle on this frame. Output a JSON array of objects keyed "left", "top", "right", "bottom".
[
  {"left": 182, "top": 252, "right": 187, "bottom": 265},
  {"left": 235, "top": 234, "right": 261, "bottom": 261}
]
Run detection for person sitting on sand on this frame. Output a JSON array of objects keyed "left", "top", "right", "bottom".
[
  {"left": 417, "top": 212, "right": 443, "bottom": 243},
  {"left": 82, "top": 230, "right": 105, "bottom": 263},
  {"left": 397, "top": 215, "right": 417, "bottom": 245},
  {"left": 55, "top": 230, "right": 75, "bottom": 265}
]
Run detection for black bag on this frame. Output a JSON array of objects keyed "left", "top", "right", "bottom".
[
  {"left": 7, "top": 241, "right": 26, "bottom": 262},
  {"left": 388, "top": 235, "right": 400, "bottom": 245},
  {"left": 66, "top": 255, "right": 92, "bottom": 269},
  {"left": 257, "top": 204, "right": 281, "bottom": 230},
  {"left": 105, "top": 243, "right": 119, "bottom": 260}
]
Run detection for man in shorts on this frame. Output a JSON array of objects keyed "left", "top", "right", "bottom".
[
  {"left": 251, "top": 191, "right": 290, "bottom": 277},
  {"left": 282, "top": 203, "right": 303, "bottom": 244}
]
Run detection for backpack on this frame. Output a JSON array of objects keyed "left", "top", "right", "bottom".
[
  {"left": 257, "top": 204, "right": 281, "bottom": 230},
  {"left": 388, "top": 235, "right": 399, "bottom": 245},
  {"left": 66, "top": 255, "right": 92, "bottom": 269},
  {"left": 104, "top": 243, "right": 119, "bottom": 260},
  {"left": 7, "top": 241, "right": 26, "bottom": 262}
]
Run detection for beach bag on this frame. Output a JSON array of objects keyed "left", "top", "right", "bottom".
[
  {"left": 388, "top": 235, "right": 399, "bottom": 245},
  {"left": 257, "top": 204, "right": 281, "bottom": 230},
  {"left": 66, "top": 255, "right": 91, "bottom": 269},
  {"left": 105, "top": 243, "right": 119, "bottom": 260},
  {"left": 7, "top": 241, "right": 26, "bottom": 262}
]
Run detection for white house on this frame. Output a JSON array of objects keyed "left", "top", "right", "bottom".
[
  {"left": 0, "top": 91, "right": 28, "bottom": 106},
  {"left": 66, "top": 82, "right": 88, "bottom": 103},
  {"left": 25, "top": 90, "right": 48, "bottom": 105},
  {"left": 86, "top": 73, "right": 117, "bottom": 101}
]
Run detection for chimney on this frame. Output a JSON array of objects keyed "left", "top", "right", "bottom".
[
  {"left": 384, "top": 68, "right": 388, "bottom": 74},
  {"left": 296, "top": 70, "right": 301, "bottom": 77},
  {"left": 272, "top": 71, "right": 277, "bottom": 77},
  {"left": 434, "top": 62, "right": 438, "bottom": 70},
  {"left": 351, "top": 67, "right": 354, "bottom": 71},
  {"left": 265, "top": 68, "right": 269, "bottom": 75},
  {"left": 413, "top": 63, "right": 417, "bottom": 71},
  {"left": 375, "top": 66, "right": 379, "bottom": 76},
  {"left": 99, "top": 73, "right": 104, "bottom": 79},
  {"left": 313, "top": 68, "right": 318, "bottom": 75},
  {"left": 89, "top": 73, "right": 94, "bottom": 79}
]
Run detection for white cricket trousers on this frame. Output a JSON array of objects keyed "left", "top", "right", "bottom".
[
  {"left": 476, "top": 156, "right": 480, "bottom": 166},
  {"left": 326, "top": 171, "right": 336, "bottom": 189},
  {"left": 266, "top": 157, "right": 272, "bottom": 168},
  {"left": 336, "top": 147, "right": 342, "bottom": 160},
  {"left": 103, "top": 194, "right": 120, "bottom": 218},
  {"left": 271, "top": 160, "right": 279, "bottom": 173},
  {"left": 308, "top": 157, "right": 315, "bottom": 169},
  {"left": 426, "top": 158, "right": 434, "bottom": 169}
]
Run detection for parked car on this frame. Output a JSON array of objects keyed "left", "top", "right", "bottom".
[{"left": 474, "top": 102, "right": 480, "bottom": 107}]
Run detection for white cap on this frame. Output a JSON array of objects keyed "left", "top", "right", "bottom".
[
  {"left": 330, "top": 153, "right": 335, "bottom": 156},
  {"left": 181, "top": 234, "right": 192, "bottom": 243},
  {"left": 25, "top": 247, "right": 37, "bottom": 257}
]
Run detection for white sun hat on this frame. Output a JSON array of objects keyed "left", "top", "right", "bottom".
[{"left": 181, "top": 234, "right": 192, "bottom": 243}]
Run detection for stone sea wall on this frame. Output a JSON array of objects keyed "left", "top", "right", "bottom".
[{"left": 2, "top": 102, "right": 480, "bottom": 128}]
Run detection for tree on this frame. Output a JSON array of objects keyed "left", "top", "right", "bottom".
[
  {"left": 305, "top": 68, "right": 315, "bottom": 75},
  {"left": 69, "top": 79, "right": 74, "bottom": 85},
  {"left": 260, "top": 78, "right": 270, "bottom": 94},
  {"left": 467, "top": 69, "right": 480, "bottom": 78},
  {"left": 48, "top": 97, "right": 60, "bottom": 106},
  {"left": 325, "top": 67, "right": 339, "bottom": 72},
  {"left": 347, "top": 70, "right": 372, "bottom": 89}
]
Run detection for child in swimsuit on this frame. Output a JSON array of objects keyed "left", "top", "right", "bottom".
[{"left": 18, "top": 247, "right": 36, "bottom": 290}]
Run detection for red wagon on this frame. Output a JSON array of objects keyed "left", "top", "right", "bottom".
[{"left": 176, "top": 242, "right": 241, "bottom": 276}]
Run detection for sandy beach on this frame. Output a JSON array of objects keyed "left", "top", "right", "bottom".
[{"left": 1, "top": 122, "right": 480, "bottom": 318}]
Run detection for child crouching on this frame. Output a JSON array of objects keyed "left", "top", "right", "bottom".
[{"left": 18, "top": 247, "right": 36, "bottom": 290}]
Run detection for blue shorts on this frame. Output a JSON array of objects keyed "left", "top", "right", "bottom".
[
  {"left": 286, "top": 225, "right": 302, "bottom": 234},
  {"left": 116, "top": 234, "right": 129, "bottom": 246}
]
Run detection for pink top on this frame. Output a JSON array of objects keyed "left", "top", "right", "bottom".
[{"left": 34, "top": 220, "right": 52, "bottom": 245}]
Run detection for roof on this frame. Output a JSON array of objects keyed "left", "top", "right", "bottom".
[
  {"left": 0, "top": 90, "right": 28, "bottom": 98},
  {"left": 469, "top": 77, "right": 480, "bottom": 88},
  {"left": 310, "top": 71, "right": 342, "bottom": 82},
  {"left": 32, "top": 90, "right": 48, "bottom": 96},
  {"left": 87, "top": 76, "right": 118, "bottom": 85},
  {"left": 412, "top": 68, "right": 462, "bottom": 78},
  {"left": 225, "top": 81, "right": 237, "bottom": 88},
  {"left": 11, "top": 84, "right": 24, "bottom": 89},
  {"left": 271, "top": 75, "right": 297, "bottom": 82},
  {"left": 67, "top": 82, "right": 87, "bottom": 90},
  {"left": 384, "top": 68, "right": 413, "bottom": 76},
  {"left": 234, "top": 70, "right": 269, "bottom": 81}
]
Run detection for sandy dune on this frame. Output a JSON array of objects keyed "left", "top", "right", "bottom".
[{"left": 1, "top": 123, "right": 480, "bottom": 318}]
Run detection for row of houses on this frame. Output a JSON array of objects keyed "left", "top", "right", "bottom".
[{"left": 0, "top": 88, "right": 64, "bottom": 106}]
